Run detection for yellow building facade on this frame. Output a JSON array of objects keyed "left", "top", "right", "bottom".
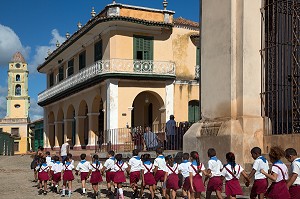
[
  {"left": 0, "top": 52, "right": 30, "bottom": 154},
  {"left": 37, "top": 3, "right": 199, "bottom": 151}
]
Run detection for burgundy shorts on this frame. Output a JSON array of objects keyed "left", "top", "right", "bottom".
[
  {"left": 52, "top": 172, "right": 61, "bottom": 182},
  {"left": 105, "top": 171, "right": 115, "bottom": 183},
  {"left": 289, "top": 185, "right": 300, "bottom": 199},
  {"left": 207, "top": 176, "right": 223, "bottom": 192},
  {"left": 80, "top": 172, "right": 89, "bottom": 181},
  {"left": 144, "top": 173, "right": 156, "bottom": 186},
  {"left": 155, "top": 170, "right": 165, "bottom": 183},
  {"left": 250, "top": 179, "right": 268, "bottom": 197},
  {"left": 166, "top": 173, "right": 179, "bottom": 191},
  {"left": 130, "top": 171, "right": 140, "bottom": 184},
  {"left": 225, "top": 179, "right": 243, "bottom": 196},
  {"left": 114, "top": 171, "right": 126, "bottom": 183},
  {"left": 90, "top": 171, "right": 103, "bottom": 184},
  {"left": 38, "top": 171, "right": 49, "bottom": 181},
  {"left": 182, "top": 177, "right": 190, "bottom": 191},
  {"left": 191, "top": 174, "right": 205, "bottom": 193},
  {"left": 63, "top": 170, "right": 74, "bottom": 181}
]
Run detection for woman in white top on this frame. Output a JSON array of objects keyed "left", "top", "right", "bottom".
[{"left": 261, "top": 146, "right": 290, "bottom": 199}]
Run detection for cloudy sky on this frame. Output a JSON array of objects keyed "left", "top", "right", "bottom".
[{"left": 0, "top": 0, "right": 199, "bottom": 121}]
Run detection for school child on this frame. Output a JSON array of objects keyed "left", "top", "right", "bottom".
[
  {"left": 248, "top": 147, "right": 269, "bottom": 199},
  {"left": 178, "top": 153, "right": 191, "bottom": 199},
  {"left": 221, "top": 152, "right": 250, "bottom": 199},
  {"left": 88, "top": 154, "right": 103, "bottom": 199},
  {"left": 164, "top": 155, "right": 180, "bottom": 199},
  {"left": 285, "top": 148, "right": 300, "bottom": 199},
  {"left": 189, "top": 151, "right": 209, "bottom": 199},
  {"left": 67, "top": 153, "right": 74, "bottom": 165},
  {"left": 205, "top": 148, "right": 224, "bottom": 199},
  {"left": 75, "top": 153, "right": 90, "bottom": 195},
  {"left": 101, "top": 150, "right": 116, "bottom": 196},
  {"left": 127, "top": 149, "right": 142, "bottom": 198},
  {"left": 153, "top": 148, "right": 167, "bottom": 196},
  {"left": 111, "top": 154, "right": 128, "bottom": 199},
  {"left": 261, "top": 146, "right": 290, "bottom": 199},
  {"left": 141, "top": 154, "right": 156, "bottom": 199},
  {"left": 36, "top": 157, "right": 50, "bottom": 195},
  {"left": 51, "top": 155, "right": 63, "bottom": 193},
  {"left": 61, "top": 156, "right": 75, "bottom": 197}
]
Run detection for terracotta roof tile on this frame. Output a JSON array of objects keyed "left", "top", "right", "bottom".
[
  {"left": 11, "top": 52, "right": 26, "bottom": 63},
  {"left": 174, "top": 17, "right": 199, "bottom": 29}
]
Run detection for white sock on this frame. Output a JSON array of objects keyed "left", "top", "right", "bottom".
[
  {"left": 68, "top": 190, "right": 72, "bottom": 196},
  {"left": 83, "top": 188, "right": 86, "bottom": 193},
  {"left": 55, "top": 184, "right": 58, "bottom": 188},
  {"left": 62, "top": 189, "right": 65, "bottom": 195},
  {"left": 118, "top": 188, "right": 123, "bottom": 195}
]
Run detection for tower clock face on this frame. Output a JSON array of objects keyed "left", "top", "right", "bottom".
[{"left": 15, "top": 63, "right": 21, "bottom": 68}]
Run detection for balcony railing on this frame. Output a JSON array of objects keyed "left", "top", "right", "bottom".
[
  {"left": 38, "top": 59, "right": 176, "bottom": 103},
  {"left": 195, "top": 65, "right": 200, "bottom": 80}
]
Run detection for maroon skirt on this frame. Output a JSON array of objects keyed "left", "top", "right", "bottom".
[
  {"left": 144, "top": 172, "right": 156, "bottom": 186},
  {"left": 90, "top": 171, "right": 103, "bottom": 184},
  {"left": 290, "top": 185, "right": 300, "bottom": 199},
  {"left": 114, "top": 171, "right": 126, "bottom": 183},
  {"left": 106, "top": 171, "right": 115, "bottom": 183},
  {"left": 182, "top": 177, "right": 191, "bottom": 191},
  {"left": 80, "top": 172, "right": 89, "bottom": 181},
  {"left": 52, "top": 172, "right": 61, "bottom": 182},
  {"left": 191, "top": 174, "right": 205, "bottom": 193},
  {"left": 166, "top": 173, "right": 179, "bottom": 191},
  {"left": 266, "top": 180, "right": 290, "bottom": 199},
  {"left": 63, "top": 170, "right": 74, "bottom": 181},
  {"left": 250, "top": 178, "right": 268, "bottom": 197},
  {"left": 38, "top": 171, "right": 49, "bottom": 181},
  {"left": 155, "top": 170, "right": 165, "bottom": 183},
  {"left": 130, "top": 171, "right": 140, "bottom": 184},
  {"left": 225, "top": 179, "right": 243, "bottom": 196},
  {"left": 207, "top": 176, "right": 223, "bottom": 192}
]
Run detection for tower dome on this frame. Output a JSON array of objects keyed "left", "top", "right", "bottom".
[{"left": 11, "top": 52, "right": 26, "bottom": 63}]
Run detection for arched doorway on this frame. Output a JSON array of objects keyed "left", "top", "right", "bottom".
[
  {"left": 57, "top": 108, "right": 64, "bottom": 146},
  {"left": 132, "top": 91, "right": 165, "bottom": 131},
  {"left": 188, "top": 100, "right": 200, "bottom": 123},
  {"left": 78, "top": 100, "right": 88, "bottom": 148},
  {"left": 92, "top": 96, "right": 104, "bottom": 148},
  {"left": 66, "top": 105, "right": 75, "bottom": 148},
  {"left": 48, "top": 111, "right": 55, "bottom": 149}
]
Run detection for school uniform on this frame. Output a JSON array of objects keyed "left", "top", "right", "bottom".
[
  {"left": 63, "top": 162, "right": 74, "bottom": 181},
  {"left": 51, "top": 161, "right": 63, "bottom": 182},
  {"left": 250, "top": 156, "right": 269, "bottom": 198},
  {"left": 142, "top": 161, "right": 156, "bottom": 185},
  {"left": 189, "top": 161, "right": 206, "bottom": 193},
  {"left": 103, "top": 157, "right": 116, "bottom": 183},
  {"left": 266, "top": 161, "right": 290, "bottom": 199},
  {"left": 221, "top": 163, "right": 244, "bottom": 196},
  {"left": 207, "top": 156, "right": 223, "bottom": 192},
  {"left": 178, "top": 160, "right": 191, "bottom": 191},
  {"left": 76, "top": 160, "right": 90, "bottom": 181},
  {"left": 112, "top": 161, "right": 128, "bottom": 183},
  {"left": 128, "top": 156, "right": 142, "bottom": 184},
  {"left": 89, "top": 161, "right": 103, "bottom": 184},
  {"left": 165, "top": 163, "right": 180, "bottom": 191},
  {"left": 37, "top": 163, "right": 50, "bottom": 181},
  {"left": 154, "top": 155, "right": 166, "bottom": 183},
  {"left": 290, "top": 158, "right": 300, "bottom": 199}
]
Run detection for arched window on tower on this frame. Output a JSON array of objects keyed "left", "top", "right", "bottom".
[
  {"left": 16, "top": 75, "right": 20, "bottom": 81},
  {"left": 15, "top": 85, "right": 21, "bottom": 96}
]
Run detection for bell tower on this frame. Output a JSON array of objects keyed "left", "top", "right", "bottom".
[{"left": 6, "top": 52, "right": 30, "bottom": 119}]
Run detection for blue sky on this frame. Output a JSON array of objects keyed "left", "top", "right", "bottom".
[{"left": 0, "top": 0, "right": 200, "bottom": 121}]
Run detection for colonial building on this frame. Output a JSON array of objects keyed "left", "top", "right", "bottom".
[
  {"left": 37, "top": 2, "right": 199, "bottom": 151},
  {"left": 0, "top": 52, "right": 30, "bottom": 154}
]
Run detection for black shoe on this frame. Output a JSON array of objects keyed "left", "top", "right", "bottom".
[{"left": 38, "top": 189, "right": 43, "bottom": 195}]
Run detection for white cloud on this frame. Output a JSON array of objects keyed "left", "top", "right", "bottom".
[
  {"left": 29, "top": 29, "right": 65, "bottom": 74},
  {"left": 0, "top": 24, "right": 31, "bottom": 67},
  {"left": 0, "top": 85, "right": 7, "bottom": 118},
  {"left": 29, "top": 98, "right": 43, "bottom": 121}
]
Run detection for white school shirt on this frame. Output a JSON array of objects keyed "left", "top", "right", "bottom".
[
  {"left": 52, "top": 161, "right": 64, "bottom": 174},
  {"left": 104, "top": 157, "right": 116, "bottom": 171},
  {"left": 271, "top": 163, "right": 289, "bottom": 182},
  {"left": 111, "top": 162, "right": 128, "bottom": 172},
  {"left": 252, "top": 156, "right": 269, "bottom": 180},
  {"left": 142, "top": 162, "right": 154, "bottom": 174},
  {"left": 46, "top": 156, "right": 52, "bottom": 166},
  {"left": 165, "top": 163, "right": 179, "bottom": 175},
  {"left": 208, "top": 157, "right": 223, "bottom": 177},
  {"left": 291, "top": 158, "right": 300, "bottom": 185},
  {"left": 63, "top": 162, "right": 74, "bottom": 171},
  {"left": 154, "top": 155, "right": 166, "bottom": 171},
  {"left": 128, "top": 156, "right": 142, "bottom": 172},
  {"left": 179, "top": 161, "right": 190, "bottom": 178},
  {"left": 37, "top": 163, "right": 50, "bottom": 173},
  {"left": 221, "top": 164, "right": 244, "bottom": 181},
  {"left": 89, "top": 162, "right": 103, "bottom": 172},
  {"left": 76, "top": 160, "right": 90, "bottom": 173},
  {"left": 61, "top": 143, "right": 69, "bottom": 156},
  {"left": 189, "top": 163, "right": 205, "bottom": 176}
]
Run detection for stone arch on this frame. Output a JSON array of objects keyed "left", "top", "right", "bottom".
[
  {"left": 48, "top": 111, "right": 55, "bottom": 149},
  {"left": 90, "top": 95, "right": 104, "bottom": 149},
  {"left": 57, "top": 108, "right": 64, "bottom": 146},
  {"left": 15, "top": 84, "right": 21, "bottom": 96},
  {"left": 66, "top": 105, "right": 75, "bottom": 147},
  {"left": 78, "top": 100, "right": 88, "bottom": 147}
]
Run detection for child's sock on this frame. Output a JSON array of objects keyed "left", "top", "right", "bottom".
[
  {"left": 82, "top": 188, "right": 86, "bottom": 193},
  {"left": 118, "top": 188, "right": 124, "bottom": 199},
  {"left": 62, "top": 189, "right": 65, "bottom": 195},
  {"left": 68, "top": 190, "right": 72, "bottom": 197}
]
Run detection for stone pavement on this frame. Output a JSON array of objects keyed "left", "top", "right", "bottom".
[{"left": 0, "top": 155, "right": 250, "bottom": 199}]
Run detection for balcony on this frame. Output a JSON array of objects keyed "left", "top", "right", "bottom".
[{"left": 38, "top": 59, "right": 176, "bottom": 104}]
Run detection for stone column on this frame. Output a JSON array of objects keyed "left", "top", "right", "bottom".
[
  {"left": 87, "top": 113, "right": 100, "bottom": 150},
  {"left": 165, "top": 80, "right": 174, "bottom": 121},
  {"left": 74, "top": 116, "right": 86, "bottom": 150},
  {"left": 53, "top": 121, "right": 62, "bottom": 151},
  {"left": 43, "top": 108, "right": 50, "bottom": 150},
  {"left": 106, "top": 79, "right": 118, "bottom": 143},
  {"left": 63, "top": 119, "right": 73, "bottom": 142}
]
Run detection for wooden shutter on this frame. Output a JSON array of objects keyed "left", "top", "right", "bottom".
[
  {"left": 94, "top": 41, "right": 102, "bottom": 62},
  {"left": 188, "top": 100, "right": 200, "bottom": 123}
]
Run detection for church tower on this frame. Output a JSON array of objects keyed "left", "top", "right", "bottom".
[{"left": 6, "top": 52, "right": 30, "bottom": 118}]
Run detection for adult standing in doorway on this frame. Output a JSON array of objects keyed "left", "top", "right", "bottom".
[
  {"left": 61, "top": 138, "right": 71, "bottom": 164},
  {"left": 166, "top": 115, "right": 176, "bottom": 150},
  {"left": 144, "top": 127, "right": 159, "bottom": 151}
]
